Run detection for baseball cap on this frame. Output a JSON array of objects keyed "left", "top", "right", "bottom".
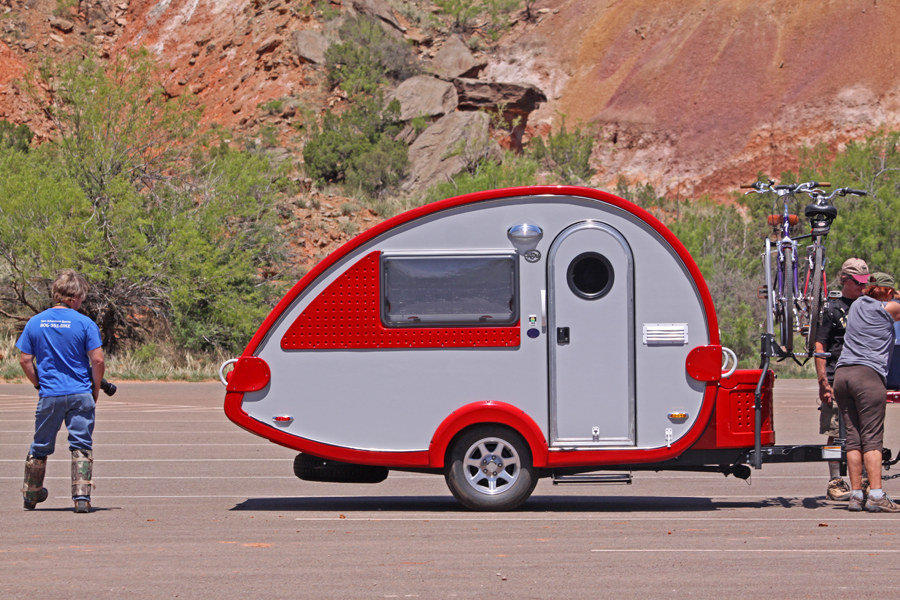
[
  {"left": 869, "top": 272, "right": 895, "bottom": 289},
  {"left": 841, "top": 258, "right": 869, "bottom": 284}
]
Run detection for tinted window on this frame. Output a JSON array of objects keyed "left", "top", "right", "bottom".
[{"left": 382, "top": 254, "right": 518, "bottom": 326}]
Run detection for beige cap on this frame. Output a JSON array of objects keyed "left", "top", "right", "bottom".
[{"left": 841, "top": 258, "right": 869, "bottom": 284}]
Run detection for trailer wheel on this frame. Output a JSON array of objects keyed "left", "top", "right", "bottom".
[{"left": 444, "top": 425, "right": 538, "bottom": 511}]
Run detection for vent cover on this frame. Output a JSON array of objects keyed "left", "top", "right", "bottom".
[{"left": 643, "top": 323, "right": 688, "bottom": 346}]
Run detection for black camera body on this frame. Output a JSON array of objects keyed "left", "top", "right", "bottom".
[
  {"left": 99, "top": 379, "right": 117, "bottom": 396},
  {"left": 35, "top": 378, "right": 117, "bottom": 396}
]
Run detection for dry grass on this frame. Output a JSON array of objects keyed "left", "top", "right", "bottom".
[{"left": 0, "top": 336, "right": 224, "bottom": 383}]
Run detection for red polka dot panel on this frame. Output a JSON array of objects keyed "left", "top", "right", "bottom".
[{"left": 281, "top": 251, "right": 521, "bottom": 350}]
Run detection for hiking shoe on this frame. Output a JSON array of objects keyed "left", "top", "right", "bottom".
[
  {"left": 827, "top": 477, "right": 852, "bottom": 501},
  {"left": 865, "top": 493, "right": 900, "bottom": 513},
  {"left": 848, "top": 494, "right": 866, "bottom": 512},
  {"left": 23, "top": 488, "right": 48, "bottom": 511},
  {"left": 74, "top": 499, "right": 91, "bottom": 514}
]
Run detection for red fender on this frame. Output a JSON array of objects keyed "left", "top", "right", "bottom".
[{"left": 428, "top": 401, "right": 549, "bottom": 468}]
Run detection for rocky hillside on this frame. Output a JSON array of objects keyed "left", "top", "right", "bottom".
[{"left": 1, "top": 0, "right": 897, "bottom": 201}]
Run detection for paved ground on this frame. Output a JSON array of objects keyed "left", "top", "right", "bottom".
[{"left": 1, "top": 379, "right": 899, "bottom": 599}]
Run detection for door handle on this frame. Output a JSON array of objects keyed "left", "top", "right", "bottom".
[{"left": 557, "top": 327, "right": 570, "bottom": 344}]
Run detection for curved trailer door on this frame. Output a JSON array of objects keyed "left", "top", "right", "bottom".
[{"left": 548, "top": 221, "right": 636, "bottom": 447}]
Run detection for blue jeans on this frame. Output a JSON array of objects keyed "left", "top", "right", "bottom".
[{"left": 30, "top": 393, "right": 95, "bottom": 457}]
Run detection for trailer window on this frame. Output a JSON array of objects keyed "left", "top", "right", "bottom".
[
  {"left": 567, "top": 252, "right": 614, "bottom": 300},
  {"left": 382, "top": 254, "right": 518, "bottom": 326}
]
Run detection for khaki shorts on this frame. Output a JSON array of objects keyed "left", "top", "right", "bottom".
[
  {"left": 819, "top": 400, "right": 840, "bottom": 437},
  {"left": 833, "top": 364, "right": 888, "bottom": 453}
]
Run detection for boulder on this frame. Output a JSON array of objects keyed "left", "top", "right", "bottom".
[
  {"left": 429, "top": 35, "right": 486, "bottom": 80},
  {"left": 49, "top": 18, "right": 75, "bottom": 33},
  {"left": 291, "top": 30, "right": 330, "bottom": 64},
  {"left": 452, "top": 78, "right": 547, "bottom": 114},
  {"left": 390, "top": 75, "right": 458, "bottom": 121},
  {"left": 255, "top": 36, "right": 282, "bottom": 55},
  {"left": 402, "top": 111, "right": 501, "bottom": 192},
  {"left": 349, "top": 0, "right": 405, "bottom": 33}
]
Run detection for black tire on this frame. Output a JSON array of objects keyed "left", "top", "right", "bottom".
[
  {"left": 444, "top": 425, "right": 538, "bottom": 512},
  {"left": 780, "top": 245, "right": 794, "bottom": 353},
  {"left": 293, "top": 453, "right": 388, "bottom": 484},
  {"left": 806, "top": 245, "right": 825, "bottom": 356}
]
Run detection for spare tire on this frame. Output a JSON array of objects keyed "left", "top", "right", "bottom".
[{"left": 292, "top": 453, "right": 388, "bottom": 484}]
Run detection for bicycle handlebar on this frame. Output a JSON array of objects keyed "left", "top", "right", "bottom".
[
  {"left": 742, "top": 180, "right": 831, "bottom": 192},
  {"left": 810, "top": 187, "right": 868, "bottom": 201}
]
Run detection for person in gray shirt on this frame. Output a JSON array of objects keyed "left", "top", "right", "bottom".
[{"left": 833, "top": 272, "right": 900, "bottom": 512}]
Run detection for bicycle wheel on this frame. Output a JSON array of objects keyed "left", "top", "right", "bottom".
[
  {"left": 806, "top": 244, "right": 825, "bottom": 356},
  {"left": 780, "top": 245, "right": 794, "bottom": 353}
]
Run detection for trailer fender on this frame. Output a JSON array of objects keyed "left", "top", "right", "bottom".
[{"left": 429, "top": 402, "right": 548, "bottom": 469}]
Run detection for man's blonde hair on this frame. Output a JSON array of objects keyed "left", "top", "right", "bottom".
[{"left": 51, "top": 270, "right": 90, "bottom": 306}]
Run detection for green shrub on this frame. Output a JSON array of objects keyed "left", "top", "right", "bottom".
[
  {"left": 483, "top": 0, "right": 520, "bottom": 41},
  {"left": 433, "top": 0, "right": 481, "bottom": 31},
  {"left": 303, "top": 96, "right": 406, "bottom": 197},
  {"left": 3, "top": 51, "right": 289, "bottom": 355},
  {"left": 0, "top": 120, "right": 33, "bottom": 152},
  {"left": 530, "top": 118, "right": 595, "bottom": 184},
  {"left": 344, "top": 134, "right": 409, "bottom": 197},
  {"left": 324, "top": 15, "right": 420, "bottom": 96},
  {"left": 260, "top": 98, "right": 285, "bottom": 115},
  {"left": 424, "top": 151, "right": 538, "bottom": 203},
  {"left": 433, "top": 0, "right": 521, "bottom": 36}
]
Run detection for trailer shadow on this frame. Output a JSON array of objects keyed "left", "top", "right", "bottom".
[{"left": 231, "top": 495, "right": 833, "bottom": 513}]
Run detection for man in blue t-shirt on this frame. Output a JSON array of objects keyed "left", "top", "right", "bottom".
[{"left": 16, "top": 270, "right": 104, "bottom": 514}]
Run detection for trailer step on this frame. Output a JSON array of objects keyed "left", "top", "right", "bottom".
[{"left": 551, "top": 473, "right": 633, "bottom": 485}]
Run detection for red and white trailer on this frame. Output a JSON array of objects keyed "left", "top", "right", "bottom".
[{"left": 221, "top": 185, "right": 801, "bottom": 511}]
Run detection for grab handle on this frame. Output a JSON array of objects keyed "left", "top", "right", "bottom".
[
  {"left": 219, "top": 359, "right": 239, "bottom": 386},
  {"left": 541, "top": 290, "right": 546, "bottom": 330},
  {"left": 721, "top": 347, "right": 738, "bottom": 379}
]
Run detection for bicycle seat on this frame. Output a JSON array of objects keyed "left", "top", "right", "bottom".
[
  {"left": 767, "top": 214, "right": 799, "bottom": 227},
  {"left": 804, "top": 203, "right": 838, "bottom": 220}
]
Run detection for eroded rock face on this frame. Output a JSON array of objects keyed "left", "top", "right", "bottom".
[
  {"left": 403, "top": 111, "right": 501, "bottom": 192},
  {"left": 453, "top": 78, "right": 547, "bottom": 114},
  {"left": 390, "top": 75, "right": 458, "bottom": 121},
  {"left": 291, "top": 30, "right": 329, "bottom": 65},
  {"left": 429, "top": 35, "right": 486, "bottom": 80}
]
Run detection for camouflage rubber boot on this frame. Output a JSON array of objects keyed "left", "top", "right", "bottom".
[
  {"left": 71, "top": 449, "right": 92, "bottom": 514},
  {"left": 22, "top": 455, "right": 48, "bottom": 510}
]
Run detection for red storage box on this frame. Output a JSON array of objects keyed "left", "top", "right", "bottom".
[{"left": 694, "top": 369, "right": 775, "bottom": 449}]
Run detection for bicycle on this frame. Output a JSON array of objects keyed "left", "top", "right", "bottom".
[{"left": 741, "top": 179, "right": 866, "bottom": 358}]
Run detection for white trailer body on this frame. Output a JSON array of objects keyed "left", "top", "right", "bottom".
[{"left": 224, "top": 186, "right": 775, "bottom": 510}]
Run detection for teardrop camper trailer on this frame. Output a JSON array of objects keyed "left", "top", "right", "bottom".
[{"left": 222, "top": 185, "right": 790, "bottom": 511}]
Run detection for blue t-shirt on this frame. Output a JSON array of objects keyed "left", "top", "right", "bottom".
[{"left": 16, "top": 307, "right": 102, "bottom": 396}]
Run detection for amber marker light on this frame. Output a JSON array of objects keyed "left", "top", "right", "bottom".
[{"left": 668, "top": 412, "right": 688, "bottom": 420}]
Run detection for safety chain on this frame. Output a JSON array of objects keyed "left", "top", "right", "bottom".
[{"left": 882, "top": 471, "right": 900, "bottom": 481}]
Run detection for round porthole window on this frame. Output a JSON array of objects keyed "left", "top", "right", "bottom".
[{"left": 567, "top": 252, "right": 614, "bottom": 299}]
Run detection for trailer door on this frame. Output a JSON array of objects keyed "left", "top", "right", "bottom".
[{"left": 548, "top": 221, "right": 635, "bottom": 447}]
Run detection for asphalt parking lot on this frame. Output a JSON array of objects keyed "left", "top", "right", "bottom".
[{"left": 1, "top": 378, "right": 899, "bottom": 599}]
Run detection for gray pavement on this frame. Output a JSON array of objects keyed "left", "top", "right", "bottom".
[{"left": 1, "top": 379, "right": 899, "bottom": 599}]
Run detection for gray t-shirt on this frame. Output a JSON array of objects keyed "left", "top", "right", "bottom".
[{"left": 836, "top": 295, "right": 896, "bottom": 379}]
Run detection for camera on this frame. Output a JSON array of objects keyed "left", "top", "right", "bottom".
[{"left": 100, "top": 379, "right": 117, "bottom": 396}]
